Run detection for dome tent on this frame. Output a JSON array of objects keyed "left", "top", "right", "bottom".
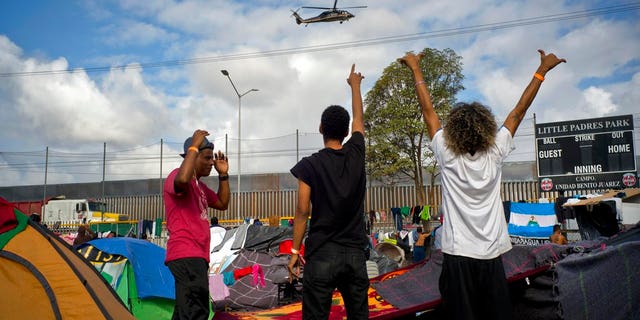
[{"left": 0, "top": 197, "right": 135, "bottom": 320}]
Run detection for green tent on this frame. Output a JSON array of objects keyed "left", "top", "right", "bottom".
[{"left": 78, "top": 237, "right": 215, "bottom": 319}]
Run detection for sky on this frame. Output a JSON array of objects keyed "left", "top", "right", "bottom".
[{"left": 0, "top": 0, "right": 639, "bottom": 187}]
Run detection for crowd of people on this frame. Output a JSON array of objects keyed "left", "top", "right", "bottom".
[{"left": 162, "top": 49, "right": 566, "bottom": 320}]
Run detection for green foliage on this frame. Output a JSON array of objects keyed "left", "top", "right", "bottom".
[{"left": 364, "top": 48, "right": 464, "bottom": 202}]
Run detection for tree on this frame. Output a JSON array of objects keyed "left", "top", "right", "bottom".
[{"left": 364, "top": 47, "right": 464, "bottom": 205}]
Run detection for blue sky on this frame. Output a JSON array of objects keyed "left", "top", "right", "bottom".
[{"left": 0, "top": 0, "right": 639, "bottom": 186}]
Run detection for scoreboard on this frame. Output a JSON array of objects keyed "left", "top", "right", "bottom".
[{"left": 535, "top": 114, "right": 637, "bottom": 192}]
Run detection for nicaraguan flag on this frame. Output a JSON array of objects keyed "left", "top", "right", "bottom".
[{"left": 508, "top": 202, "right": 557, "bottom": 238}]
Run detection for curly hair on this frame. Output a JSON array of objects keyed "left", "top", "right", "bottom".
[
  {"left": 321, "top": 105, "right": 350, "bottom": 142},
  {"left": 443, "top": 102, "right": 497, "bottom": 156}
]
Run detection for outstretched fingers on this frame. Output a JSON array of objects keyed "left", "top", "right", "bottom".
[
  {"left": 538, "top": 49, "right": 567, "bottom": 72},
  {"left": 214, "top": 150, "right": 227, "bottom": 161}
]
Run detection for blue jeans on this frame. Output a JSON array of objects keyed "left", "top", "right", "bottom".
[{"left": 302, "top": 242, "right": 369, "bottom": 320}]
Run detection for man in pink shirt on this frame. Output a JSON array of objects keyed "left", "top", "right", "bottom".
[{"left": 164, "top": 129, "right": 230, "bottom": 320}]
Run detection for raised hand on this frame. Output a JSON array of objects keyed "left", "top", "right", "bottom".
[
  {"left": 538, "top": 49, "right": 567, "bottom": 74},
  {"left": 213, "top": 150, "right": 228, "bottom": 175},
  {"left": 347, "top": 63, "right": 364, "bottom": 87},
  {"left": 191, "top": 129, "right": 209, "bottom": 149},
  {"left": 398, "top": 51, "right": 424, "bottom": 70}
]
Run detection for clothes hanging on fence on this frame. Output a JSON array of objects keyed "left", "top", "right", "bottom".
[
  {"left": 368, "top": 210, "right": 376, "bottom": 229},
  {"left": 412, "top": 205, "right": 423, "bottom": 224},
  {"left": 420, "top": 206, "right": 430, "bottom": 222},
  {"left": 391, "top": 207, "right": 403, "bottom": 231},
  {"left": 140, "top": 220, "right": 153, "bottom": 235}
]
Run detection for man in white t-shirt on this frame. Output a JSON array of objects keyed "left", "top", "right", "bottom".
[{"left": 399, "top": 49, "right": 566, "bottom": 320}]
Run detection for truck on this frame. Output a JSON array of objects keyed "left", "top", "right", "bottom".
[
  {"left": 12, "top": 199, "right": 46, "bottom": 218},
  {"left": 42, "top": 198, "right": 129, "bottom": 225}
]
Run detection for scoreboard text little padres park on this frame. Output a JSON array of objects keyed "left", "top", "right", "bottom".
[{"left": 535, "top": 114, "right": 637, "bottom": 192}]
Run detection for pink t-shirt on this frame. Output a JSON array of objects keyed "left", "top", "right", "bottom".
[{"left": 164, "top": 168, "right": 219, "bottom": 263}]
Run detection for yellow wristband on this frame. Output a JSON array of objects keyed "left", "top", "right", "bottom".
[
  {"left": 188, "top": 146, "right": 199, "bottom": 153},
  {"left": 533, "top": 73, "right": 545, "bottom": 81}
]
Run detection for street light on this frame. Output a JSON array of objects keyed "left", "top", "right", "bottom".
[{"left": 221, "top": 69, "right": 259, "bottom": 226}]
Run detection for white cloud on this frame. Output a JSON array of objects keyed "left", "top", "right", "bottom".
[
  {"left": 581, "top": 86, "right": 617, "bottom": 116},
  {"left": 101, "top": 20, "right": 179, "bottom": 47},
  {"left": 2, "top": 1, "right": 640, "bottom": 186}
]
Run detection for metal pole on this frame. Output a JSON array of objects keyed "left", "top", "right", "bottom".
[
  {"left": 220, "top": 70, "right": 258, "bottom": 226},
  {"left": 238, "top": 95, "right": 242, "bottom": 226},
  {"left": 42, "top": 146, "right": 48, "bottom": 215},
  {"left": 160, "top": 138, "right": 163, "bottom": 194},
  {"left": 102, "top": 142, "right": 106, "bottom": 220},
  {"left": 102, "top": 142, "right": 106, "bottom": 200}
]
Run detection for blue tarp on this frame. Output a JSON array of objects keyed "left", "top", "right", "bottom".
[{"left": 85, "top": 238, "right": 175, "bottom": 300}]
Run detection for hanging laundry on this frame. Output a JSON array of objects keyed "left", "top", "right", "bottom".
[
  {"left": 420, "top": 205, "right": 430, "bottom": 221},
  {"left": 209, "top": 273, "right": 230, "bottom": 301},
  {"left": 412, "top": 205, "right": 423, "bottom": 224}
]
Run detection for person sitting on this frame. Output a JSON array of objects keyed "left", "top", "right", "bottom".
[
  {"left": 413, "top": 227, "right": 431, "bottom": 262},
  {"left": 73, "top": 224, "right": 97, "bottom": 246},
  {"left": 29, "top": 213, "right": 42, "bottom": 224},
  {"left": 210, "top": 216, "right": 221, "bottom": 228},
  {"left": 550, "top": 224, "right": 568, "bottom": 245}
]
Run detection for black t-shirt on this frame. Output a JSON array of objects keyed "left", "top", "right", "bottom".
[{"left": 290, "top": 131, "right": 367, "bottom": 258}]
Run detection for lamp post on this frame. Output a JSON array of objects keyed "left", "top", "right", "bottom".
[{"left": 221, "top": 70, "right": 258, "bottom": 226}]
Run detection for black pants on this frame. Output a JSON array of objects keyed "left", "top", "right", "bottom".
[
  {"left": 302, "top": 242, "right": 369, "bottom": 320},
  {"left": 167, "top": 258, "right": 210, "bottom": 320},
  {"left": 439, "top": 253, "right": 512, "bottom": 320}
]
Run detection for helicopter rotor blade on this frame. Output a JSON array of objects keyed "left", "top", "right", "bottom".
[
  {"left": 301, "top": 6, "right": 332, "bottom": 9},
  {"left": 338, "top": 6, "right": 368, "bottom": 9},
  {"left": 333, "top": 0, "right": 338, "bottom": 10}
]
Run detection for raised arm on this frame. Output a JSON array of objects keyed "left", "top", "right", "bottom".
[
  {"left": 174, "top": 130, "right": 209, "bottom": 193},
  {"left": 503, "top": 49, "right": 566, "bottom": 135},
  {"left": 347, "top": 64, "right": 365, "bottom": 135},
  {"left": 399, "top": 52, "right": 441, "bottom": 139}
]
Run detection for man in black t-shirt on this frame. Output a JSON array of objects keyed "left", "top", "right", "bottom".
[{"left": 288, "top": 64, "right": 368, "bottom": 319}]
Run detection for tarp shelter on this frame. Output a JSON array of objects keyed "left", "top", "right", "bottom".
[
  {"left": 77, "top": 237, "right": 177, "bottom": 320},
  {"left": 564, "top": 188, "right": 640, "bottom": 240},
  {"left": 215, "top": 223, "right": 640, "bottom": 320},
  {"left": 0, "top": 197, "right": 135, "bottom": 320}
]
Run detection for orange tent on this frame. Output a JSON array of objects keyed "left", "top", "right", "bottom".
[{"left": 0, "top": 197, "right": 135, "bottom": 320}]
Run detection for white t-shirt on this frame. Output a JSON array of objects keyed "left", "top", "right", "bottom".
[{"left": 430, "top": 126, "right": 514, "bottom": 259}]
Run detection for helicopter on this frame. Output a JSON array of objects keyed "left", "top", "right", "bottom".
[{"left": 292, "top": 0, "right": 367, "bottom": 25}]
